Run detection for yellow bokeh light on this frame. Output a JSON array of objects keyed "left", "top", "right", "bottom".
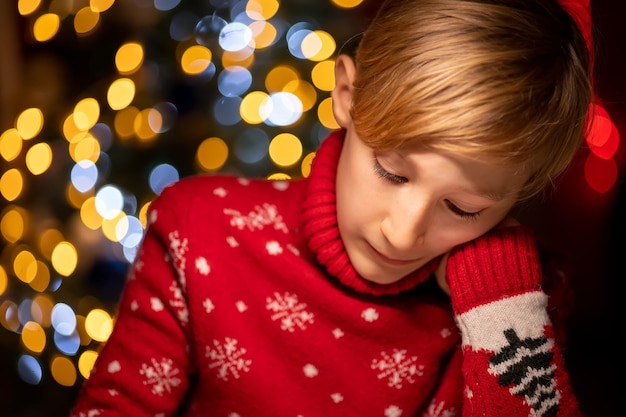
[
  {"left": 284, "top": 79, "right": 317, "bottom": 112},
  {"left": 107, "top": 78, "right": 136, "bottom": 110},
  {"left": 0, "top": 168, "right": 24, "bottom": 201},
  {"left": 331, "top": 0, "right": 364, "bottom": 8},
  {"left": 181, "top": 45, "right": 212, "bottom": 75},
  {"left": 114, "top": 106, "right": 140, "bottom": 139},
  {"left": 16, "top": 108, "right": 44, "bottom": 140},
  {"left": 0, "top": 300, "right": 20, "bottom": 332},
  {"left": 30, "top": 260, "right": 51, "bottom": 292},
  {"left": 0, "top": 128, "right": 23, "bottom": 161},
  {"left": 196, "top": 137, "right": 229, "bottom": 171},
  {"left": 318, "top": 97, "right": 339, "bottom": 129},
  {"left": 69, "top": 134, "right": 101, "bottom": 163},
  {"left": 39, "top": 228, "right": 65, "bottom": 260},
  {"left": 267, "top": 173, "right": 291, "bottom": 180},
  {"left": 62, "top": 113, "right": 82, "bottom": 142},
  {"left": 246, "top": 0, "right": 280, "bottom": 20},
  {"left": 32, "top": 294, "right": 54, "bottom": 327},
  {"left": 80, "top": 197, "right": 103, "bottom": 230},
  {"left": 240, "top": 91, "right": 269, "bottom": 124},
  {"left": 269, "top": 133, "right": 303, "bottom": 167},
  {"left": 78, "top": 350, "right": 98, "bottom": 379},
  {"left": 21, "top": 321, "right": 46, "bottom": 353},
  {"left": 265, "top": 65, "right": 299, "bottom": 93},
  {"left": 18, "top": 0, "right": 43, "bottom": 16},
  {"left": 14, "top": 250, "right": 37, "bottom": 284},
  {"left": 1, "top": 206, "right": 28, "bottom": 243},
  {"left": 33, "top": 13, "right": 60, "bottom": 42},
  {"left": 91, "top": 0, "right": 115, "bottom": 13},
  {"left": 116, "top": 42, "right": 144, "bottom": 74},
  {"left": 0, "top": 266, "right": 8, "bottom": 296},
  {"left": 67, "top": 181, "right": 93, "bottom": 208},
  {"left": 51, "top": 241, "right": 78, "bottom": 277},
  {"left": 222, "top": 48, "right": 255, "bottom": 69},
  {"left": 138, "top": 201, "right": 151, "bottom": 228},
  {"left": 74, "top": 98, "right": 100, "bottom": 131},
  {"left": 249, "top": 20, "right": 277, "bottom": 49},
  {"left": 25, "top": 142, "right": 53, "bottom": 175},
  {"left": 311, "top": 60, "right": 336, "bottom": 92},
  {"left": 101, "top": 212, "right": 125, "bottom": 242},
  {"left": 301, "top": 30, "right": 336, "bottom": 62},
  {"left": 134, "top": 109, "right": 159, "bottom": 142},
  {"left": 147, "top": 108, "right": 164, "bottom": 133},
  {"left": 85, "top": 309, "right": 113, "bottom": 342},
  {"left": 74, "top": 6, "right": 100, "bottom": 35},
  {"left": 50, "top": 355, "right": 77, "bottom": 387}
]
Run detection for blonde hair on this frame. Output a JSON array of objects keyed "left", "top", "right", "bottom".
[{"left": 350, "top": 0, "right": 592, "bottom": 200}]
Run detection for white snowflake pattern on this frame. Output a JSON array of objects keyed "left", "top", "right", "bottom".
[
  {"left": 168, "top": 230, "right": 189, "bottom": 288},
  {"left": 168, "top": 281, "right": 189, "bottom": 324},
  {"left": 206, "top": 337, "right": 252, "bottom": 380},
  {"left": 130, "top": 300, "right": 139, "bottom": 311},
  {"left": 139, "top": 357, "right": 182, "bottom": 396},
  {"left": 236, "top": 301, "right": 248, "bottom": 312},
  {"left": 286, "top": 243, "right": 300, "bottom": 256},
  {"left": 266, "top": 240, "right": 283, "bottom": 255},
  {"left": 107, "top": 360, "right": 121, "bottom": 374},
  {"left": 237, "top": 178, "right": 250, "bottom": 186},
  {"left": 226, "top": 236, "right": 239, "bottom": 247},
  {"left": 213, "top": 187, "right": 227, "bottom": 197},
  {"left": 303, "top": 363, "right": 318, "bottom": 377},
  {"left": 195, "top": 256, "right": 210, "bottom": 275},
  {"left": 331, "top": 393, "right": 344, "bottom": 403},
  {"left": 107, "top": 389, "right": 118, "bottom": 396},
  {"left": 465, "top": 387, "right": 474, "bottom": 399},
  {"left": 423, "top": 400, "right": 457, "bottom": 417},
  {"left": 371, "top": 349, "right": 424, "bottom": 389},
  {"left": 332, "top": 328, "right": 344, "bottom": 339},
  {"left": 385, "top": 405, "right": 403, "bottom": 417},
  {"left": 361, "top": 307, "right": 379, "bottom": 322},
  {"left": 150, "top": 297, "right": 164, "bottom": 312},
  {"left": 223, "top": 203, "right": 288, "bottom": 233},
  {"left": 203, "top": 298, "right": 215, "bottom": 313},
  {"left": 440, "top": 328, "right": 452, "bottom": 338},
  {"left": 74, "top": 410, "right": 102, "bottom": 417},
  {"left": 133, "top": 258, "right": 144, "bottom": 273},
  {"left": 149, "top": 208, "right": 158, "bottom": 225},
  {"left": 272, "top": 180, "right": 289, "bottom": 191},
  {"left": 266, "top": 292, "right": 314, "bottom": 332}
]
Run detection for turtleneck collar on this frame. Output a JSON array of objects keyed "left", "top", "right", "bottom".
[{"left": 301, "top": 129, "right": 439, "bottom": 296}]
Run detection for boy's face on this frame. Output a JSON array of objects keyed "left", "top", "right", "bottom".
[
  {"left": 334, "top": 129, "right": 525, "bottom": 285},
  {"left": 331, "top": 55, "right": 527, "bottom": 285}
]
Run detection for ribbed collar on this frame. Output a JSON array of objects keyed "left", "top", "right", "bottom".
[{"left": 301, "top": 129, "right": 439, "bottom": 295}]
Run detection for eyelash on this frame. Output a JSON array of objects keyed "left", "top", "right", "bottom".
[
  {"left": 373, "top": 158, "right": 481, "bottom": 221},
  {"left": 373, "top": 159, "right": 407, "bottom": 184},
  {"left": 444, "top": 200, "right": 481, "bottom": 221}
]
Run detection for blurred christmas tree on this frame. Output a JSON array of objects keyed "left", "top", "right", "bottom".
[{"left": 0, "top": 0, "right": 371, "bottom": 414}]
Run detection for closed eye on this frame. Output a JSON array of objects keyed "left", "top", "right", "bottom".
[
  {"left": 445, "top": 200, "right": 481, "bottom": 221},
  {"left": 373, "top": 159, "right": 408, "bottom": 184}
]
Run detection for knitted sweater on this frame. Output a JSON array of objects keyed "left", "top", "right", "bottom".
[{"left": 71, "top": 130, "right": 581, "bottom": 417}]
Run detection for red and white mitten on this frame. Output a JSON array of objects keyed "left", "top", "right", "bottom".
[{"left": 445, "top": 226, "right": 582, "bottom": 416}]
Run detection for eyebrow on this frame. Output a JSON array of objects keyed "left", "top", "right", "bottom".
[{"left": 466, "top": 186, "right": 508, "bottom": 202}]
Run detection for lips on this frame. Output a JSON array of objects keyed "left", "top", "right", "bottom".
[{"left": 368, "top": 243, "right": 419, "bottom": 266}]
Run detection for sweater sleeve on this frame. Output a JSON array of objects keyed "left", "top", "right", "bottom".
[
  {"left": 71, "top": 189, "right": 193, "bottom": 417},
  {"left": 445, "top": 226, "right": 582, "bottom": 417}
]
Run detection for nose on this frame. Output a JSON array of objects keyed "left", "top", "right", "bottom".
[{"left": 380, "top": 201, "right": 428, "bottom": 251}]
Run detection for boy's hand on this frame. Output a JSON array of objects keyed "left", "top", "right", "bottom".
[{"left": 434, "top": 216, "right": 521, "bottom": 296}]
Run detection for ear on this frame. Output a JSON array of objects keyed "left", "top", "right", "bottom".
[{"left": 331, "top": 54, "right": 357, "bottom": 129}]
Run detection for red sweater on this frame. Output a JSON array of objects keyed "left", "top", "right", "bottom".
[{"left": 71, "top": 130, "right": 581, "bottom": 416}]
